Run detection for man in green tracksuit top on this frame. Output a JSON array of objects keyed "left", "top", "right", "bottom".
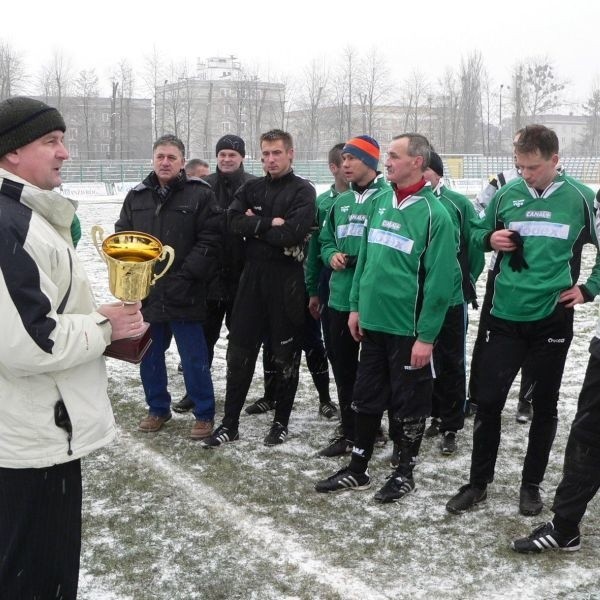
[
  {"left": 305, "top": 143, "right": 348, "bottom": 359},
  {"left": 423, "top": 152, "right": 484, "bottom": 456},
  {"left": 447, "top": 124, "right": 600, "bottom": 517},
  {"left": 317, "top": 135, "right": 391, "bottom": 457},
  {"left": 315, "top": 133, "right": 456, "bottom": 502}
]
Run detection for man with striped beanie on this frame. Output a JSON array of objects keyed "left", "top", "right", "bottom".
[{"left": 316, "top": 135, "right": 391, "bottom": 458}]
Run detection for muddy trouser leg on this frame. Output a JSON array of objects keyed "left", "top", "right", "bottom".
[
  {"left": 222, "top": 264, "right": 265, "bottom": 430},
  {"left": 302, "top": 296, "right": 331, "bottom": 403},
  {"left": 267, "top": 265, "right": 305, "bottom": 428}
]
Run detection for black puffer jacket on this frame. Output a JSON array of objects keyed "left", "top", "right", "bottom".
[
  {"left": 204, "top": 166, "right": 256, "bottom": 301},
  {"left": 228, "top": 170, "right": 315, "bottom": 265},
  {"left": 115, "top": 170, "right": 223, "bottom": 322}
]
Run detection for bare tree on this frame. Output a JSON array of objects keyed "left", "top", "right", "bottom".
[
  {"left": 520, "top": 57, "right": 565, "bottom": 120},
  {"left": 401, "top": 69, "right": 429, "bottom": 132},
  {"left": 295, "top": 59, "right": 329, "bottom": 158},
  {"left": 141, "top": 46, "right": 165, "bottom": 140},
  {"left": 38, "top": 50, "right": 73, "bottom": 109},
  {"left": 580, "top": 81, "right": 600, "bottom": 155},
  {"left": 73, "top": 69, "right": 99, "bottom": 159},
  {"left": 356, "top": 48, "right": 394, "bottom": 136},
  {"left": 0, "top": 41, "right": 27, "bottom": 99},
  {"left": 459, "top": 51, "right": 484, "bottom": 153}
]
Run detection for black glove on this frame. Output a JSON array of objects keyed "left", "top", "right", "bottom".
[{"left": 507, "top": 231, "right": 529, "bottom": 272}]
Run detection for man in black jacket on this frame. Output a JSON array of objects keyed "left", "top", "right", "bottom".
[
  {"left": 115, "top": 134, "right": 221, "bottom": 440},
  {"left": 202, "top": 129, "right": 316, "bottom": 447},
  {"left": 173, "top": 135, "right": 255, "bottom": 413}
]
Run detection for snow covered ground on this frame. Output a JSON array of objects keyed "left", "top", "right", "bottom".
[{"left": 73, "top": 194, "right": 600, "bottom": 600}]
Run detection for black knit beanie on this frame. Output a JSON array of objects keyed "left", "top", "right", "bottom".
[
  {"left": 429, "top": 151, "right": 444, "bottom": 177},
  {"left": 215, "top": 134, "right": 245, "bottom": 158},
  {"left": 0, "top": 96, "right": 66, "bottom": 158}
]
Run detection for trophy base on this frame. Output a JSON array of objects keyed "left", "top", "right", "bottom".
[{"left": 104, "top": 324, "right": 152, "bottom": 364}]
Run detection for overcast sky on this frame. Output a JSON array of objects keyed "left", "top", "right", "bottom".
[{"left": 3, "top": 0, "right": 599, "bottom": 106}]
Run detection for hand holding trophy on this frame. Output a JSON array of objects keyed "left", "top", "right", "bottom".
[{"left": 91, "top": 226, "right": 175, "bottom": 363}]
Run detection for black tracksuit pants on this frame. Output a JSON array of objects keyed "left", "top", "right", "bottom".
[
  {"left": 469, "top": 269, "right": 535, "bottom": 407},
  {"left": 262, "top": 294, "right": 331, "bottom": 404},
  {"left": 469, "top": 304, "right": 573, "bottom": 488},
  {"left": 223, "top": 260, "right": 304, "bottom": 430},
  {"left": 431, "top": 303, "right": 467, "bottom": 432},
  {"left": 203, "top": 297, "right": 235, "bottom": 367},
  {"left": 327, "top": 307, "right": 360, "bottom": 441},
  {"left": 349, "top": 331, "right": 433, "bottom": 477},
  {"left": 0, "top": 460, "right": 82, "bottom": 600},
  {"left": 552, "top": 346, "right": 600, "bottom": 527}
]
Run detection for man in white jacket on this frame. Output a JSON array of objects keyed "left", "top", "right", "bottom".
[{"left": 0, "top": 97, "right": 144, "bottom": 600}]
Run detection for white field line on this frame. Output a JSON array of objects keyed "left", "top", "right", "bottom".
[{"left": 120, "top": 434, "right": 389, "bottom": 600}]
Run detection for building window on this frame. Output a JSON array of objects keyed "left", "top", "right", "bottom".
[
  {"left": 69, "top": 144, "right": 78, "bottom": 158},
  {"left": 101, "top": 144, "right": 109, "bottom": 154},
  {"left": 222, "top": 122, "right": 231, "bottom": 133},
  {"left": 68, "top": 128, "right": 78, "bottom": 141},
  {"left": 102, "top": 113, "right": 110, "bottom": 122},
  {"left": 223, "top": 104, "right": 231, "bottom": 116},
  {"left": 220, "top": 88, "right": 230, "bottom": 98}
]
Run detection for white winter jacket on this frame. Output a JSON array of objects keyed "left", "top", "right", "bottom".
[{"left": 0, "top": 169, "right": 116, "bottom": 468}]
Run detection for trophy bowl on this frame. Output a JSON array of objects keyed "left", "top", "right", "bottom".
[
  {"left": 91, "top": 226, "right": 175, "bottom": 363},
  {"left": 92, "top": 227, "right": 175, "bottom": 302}
]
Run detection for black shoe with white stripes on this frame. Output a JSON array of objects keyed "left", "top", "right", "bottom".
[
  {"left": 245, "top": 397, "right": 275, "bottom": 415},
  {"left": 264, "top": 421, "right": 288, "bottom": 446},
  {"left": 201, "top": 424, "right": 239, "bottom": 448},
  {"left": 315, "top": 467, "right": 371, "bottom": 493},
  {"left": 319, "top": 401, "right": 338, "bottom": 419},
  {"left": 511, "top": 522, "right": 581, "bottom": 553},
  {"left": 374, "top": 473, "right": 415, "bottom": 503}
]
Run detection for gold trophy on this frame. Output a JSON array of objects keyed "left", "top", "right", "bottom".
[{"left": 91, "top": 226, "right": 175, "bottom": 363}]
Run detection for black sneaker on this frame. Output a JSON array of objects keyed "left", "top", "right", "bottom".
[
  {"left": 264, "top": 421, "right": 288, "bottom": 446},
  {"left": 201, "top": 424, "right": 239, "bottom": 448},
  {"left": 519, "top": 483, "right": 543, "bottom": 516},
  {"left": 374, "top": 427, "right": 388, "bottom": 448},
  {"left": 315, "top": 467, "right": 371, "bottom": 493},
  {"left": 511, "top": 522, "right": 581, "bottom": 554},
  {"left": 440, "top": 431, "right": 457, "bottom": 455},
  {"left": 446, "top": 484, "right": 487, "bottom": 514},
  {"left": 374, "top": 473, "right": 415, "bottom": 503},
  {"left": 172, "top": 394, "right": 194, "bottom": 413},
  {"left": 318, "top": 401, "right": 338, "bottom": 419},
  {"left": 245, "top": 397, "right": 275, "bottom": 415},
  {"left": 516, "top": 400, "right": 533, "bottom": 423},
  {"left": 425, "top": 417, "right": 441, "bottom": 438},
  {"left": 389, "top": 442, "right": 399, "bottom": 468},
  {"left": 318, "top": 436, "right": 352, "bottom": 457}
]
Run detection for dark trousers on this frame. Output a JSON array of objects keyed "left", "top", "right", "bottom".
[
  {"left": 431, "top": 303, "right": 467, "bottom": 432},
  {"left": 263, "top": 296, "right": 330, "bottom": 404},
  {"left": 317, "top": 267, "right": 333, "bottom": 356},
  {"left": 0, "top": 460, "right": 82, "bottom": 600},
  {"left": 328, "top": 307, "right": 360, "bottom": 441},
  {"left": 203, "top": 298, "right": 235, "bottom": 367},
  {"left": 350, "top": 331, "right": 433, "bottom": 476},
  {"left": 552, "top": 350, "right": 600, "bottom": 526},
  {"left": 469, "top": 269, "right": 534, "bottom": 406},
  {"left": 469, "top": 304, "right": 573, "bottom": 488},
  {"left": 223, "top": 261, "right": 304, "bottom": 430},
  {"left": 141, "top": 321, "right": 215, "bottom": 421}
]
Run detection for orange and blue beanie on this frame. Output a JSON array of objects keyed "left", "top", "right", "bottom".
[{"left": 342, "top": 135, "right": 380, "bottom": 171}]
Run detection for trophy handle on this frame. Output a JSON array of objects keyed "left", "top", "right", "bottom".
[
  {"left": 152, "top": 245, "right": 175, "bottom": 284},
  {"left": 91, "top": 225, "right": 106, "bottom": 262}
]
